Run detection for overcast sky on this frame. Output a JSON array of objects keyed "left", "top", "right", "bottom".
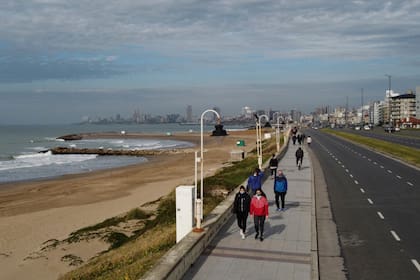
[{"left": 1, "top": 0, "right": 420, "bottom": 124}]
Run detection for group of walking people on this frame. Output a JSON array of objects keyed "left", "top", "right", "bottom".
[{"left": 232, "top": 162, "right": 288, "bottom": 242}]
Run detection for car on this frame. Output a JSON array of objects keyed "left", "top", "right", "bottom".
[
  {"left": 384, "top": 126, "right": 395, "bottom": 132},
  {"left": 355, "top": 126, "right": 361, "bottom": 130},
  {"left": 363, "top": 125, "right": 370, "bottom": 130}
]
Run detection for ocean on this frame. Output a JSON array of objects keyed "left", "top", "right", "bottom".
[{"left": 0, "top": 123, "right": 239, "bottom": 184}]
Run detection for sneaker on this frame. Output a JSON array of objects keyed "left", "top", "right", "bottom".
[
  {"left": 255, "top": 232, "right": 259, "bottom": 239},
  {"left": 241, "top": 232, "right": 245, "bottom": 239},
  {"left": 281, "top": 208, "right": 285, "bottom": 211},
  {"left": 276, "top": 208, "right": 281, "bottom": 212},
  {"left": 239, "top": 229, "right": 243, "bottom": 236},
  {"left": 260, "top": 236, "right": 264, "bottom": 242}
]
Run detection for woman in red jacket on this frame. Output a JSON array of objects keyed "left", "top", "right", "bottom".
[{"left": 250, "top": 188, "right": 269, "bottom": 241}]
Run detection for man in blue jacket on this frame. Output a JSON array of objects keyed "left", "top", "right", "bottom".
[
  {"left": 247, "top": 168, "right": 264, "bottom": 195},
  {"left": 274, "top": 170, "right": 288, "bottom": 211}
]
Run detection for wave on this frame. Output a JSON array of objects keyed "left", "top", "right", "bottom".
[{"left": 0, "top": 152, "right": 97, "bottom": 171}]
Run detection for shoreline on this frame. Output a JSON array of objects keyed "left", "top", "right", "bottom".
[{"left": 0, "top": 130, "right": 258, "bottom": 279}]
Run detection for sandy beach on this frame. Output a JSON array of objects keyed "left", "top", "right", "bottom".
[{"left": 0, "top": 130, "right": 258, "bottom": 280}]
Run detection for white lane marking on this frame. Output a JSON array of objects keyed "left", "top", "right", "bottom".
[
  {"left": 387, "top": 170, "right": 393, "bottom": 174},
  {"left": 407, "top": 182, "right": 414, "bottom": 187},
  {"left": 342, "top": 165, "right": 345, "bottom": 168},
  {"left": 368, "top": 158, "right": 371, "bottom": 161},
  {"left": 377, "top": 212, "right": 384, "bottom": 219},
  {"left": 390, "top": 230, "right": 401, "bottom": 241},
  {"left": 345, "top": 169, "right": 349, "bottom": 173},
  {"left": 338, "top": 161, "right": 341, "bottom": 164},
  {"left": 367, "top": 198, "right": 374, "bottom": 204},
  {"left": 373, "top": 162, "right": 378, "bottom": 165},
  {"left": 363, "top": 156, "right": 366, "bottom": 158},
  {"left": 380, "top": 165, "right": 385, "bottom": 169},
  {"left": 411, "top": 259, "right": 420, "bottom": 272},
  {"left": 396, "top": 175, "right": 402, "bottom": 179},
  {"left": 354, "top": 180, "right": 359, "bottom": 185},
  {"left": 360, "top": 188, "right": 365, "bottom": 193},
  {"left": 350, "top": 174, "right": 354, "bottom": 178}
]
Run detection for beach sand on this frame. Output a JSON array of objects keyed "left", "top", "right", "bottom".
[{"left": 0, "top": 130, "right": 257, "bottom": 280}]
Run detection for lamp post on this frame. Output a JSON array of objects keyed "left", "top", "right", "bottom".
[
  {"left": 276, "top": 116, "right": 282, "bottom": 152},
  {"left": 255, "top": 114, "right": 269, "bottom": 170},
  {"left": 385, "top": 74, "right": 392, "bottom": 126},
  {"left": 193, "top": 109, "right": 221, "bottom": 232}
]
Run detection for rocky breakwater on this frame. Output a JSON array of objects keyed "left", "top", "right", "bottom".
[{"left": 50, "top": 147, "right": 194, "bottom": 156}]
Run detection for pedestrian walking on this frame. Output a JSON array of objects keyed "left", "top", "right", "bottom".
[
  {"left": 269, "top": 154, "right": 278, "bottom": 179},
  {"left": 297, "top": 134, "right": 302, "bottom": 145},
  {"left": 292, "top": 135, "right": 297, "bottom": 145},
  {"left": 247, "top": 167, "right": 264, "bottom": 194},
  {"left": 274, "top": 170, "right": 288, "bottom": 211},
  {"left": 233, "top": 186, "right": 251, "bottom": 239},
  {"left": 295, "top": 147, "right": 304, "bottom": 169},
  {"left": 250, "top": 188, "right": 269, "bottom": 241}
]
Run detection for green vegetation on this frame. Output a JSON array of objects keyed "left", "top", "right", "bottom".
[
  {"left": 323, "top": 128, "right": 420, "bottom": 166},
  {"left": 60, "top": 134, "right": 280, "bottom": 280}
]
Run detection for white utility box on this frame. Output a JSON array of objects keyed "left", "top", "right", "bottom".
[{"left": 176, "top": 185, "right": 195, "bottom": 243}]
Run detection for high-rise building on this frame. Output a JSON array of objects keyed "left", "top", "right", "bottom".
[
  {"left": 186, "top": 105, "right": 193, "bottom": 122},
  {"left": 390, "top": 92, "right": 416, "bottom": 125},
  {"left": 416, "top": 86, "right": 420, "bottom": 118}
]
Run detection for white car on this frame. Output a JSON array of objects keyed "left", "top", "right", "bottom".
[
  {"left": 355, "top": 126, "right": 361, "bottom": 130},
  {"left": 363, "top": 125, "right": 370, "bottom": 130}
]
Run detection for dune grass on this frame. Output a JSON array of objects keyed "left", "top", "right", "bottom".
[
  {"left": 323, "top": 128, "right": 420, "bottom": 166},
  {"left": 60, "top": 135, "right": 280, "bottom": 280}
]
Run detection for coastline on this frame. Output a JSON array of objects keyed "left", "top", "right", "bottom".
[{"left": 0, "top": 130, "right": 257, "bottom": 279}]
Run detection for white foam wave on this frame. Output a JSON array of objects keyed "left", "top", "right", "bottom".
[{"left": 0, "top": 152, "right": 97, "bottom": 171}]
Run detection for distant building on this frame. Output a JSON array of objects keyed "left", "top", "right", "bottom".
[
  {"left": 417, "top": 86, "right": 420, "bottom": 118},
  {"left": 186, "top": 105, "right": 193, "bottom": 122},
  {"left": 391, "top": 93, "right": 416, "bottom": 126}
]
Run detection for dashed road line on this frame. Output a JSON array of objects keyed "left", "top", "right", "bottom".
[
  {"left": 367, "top": 198, "right": 373, "bottom": 204},
  {"left": 345, "top": 169, "right": 349, "bottom": 173},
  {"left": 396, "top": 175, "right": 402, "bottom": 179},
  {"left": 387, "top": 170, "right": 393, "bottom": 174},
  {"left": 377, "top": 212, "right": 384, "bottom": 219},
  {"left": 349, "top": 174, "right": 353, "bottom": 178},
  {"left": 411, "top": 259, "right": 420, "bottom": 272},
  {"left": 360, "top": 188, "right": 365, "bottom": 193},
  {"left": 354, "top": 180, "right": 359, "bottom": 185},
  {"left": 373, "top": 162, "right": 378, "bottom": 165},
  {"left": 407, "top": 182, "right": 414, "bottom": 187},
  {"left": 342, "top": 165, "right": 345, "bottom": 168},
  {"left": 380, "top": 165, "right": 384, "bottom": 169},
  {"left": 368, "top": 158, "right": 372, "bottom": 161},
  {"left": 390, "top": 230, "right": 401, "bottom": 242}
]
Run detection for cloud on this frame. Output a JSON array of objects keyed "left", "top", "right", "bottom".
[{"left": 1, "top": 0, "right": 419, "bottom": 59}]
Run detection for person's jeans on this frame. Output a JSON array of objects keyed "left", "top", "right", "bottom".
[
  {"left": 275, "top": 191, "right": 287, "bottom": 209},
  {"left": 296, "top": 157, "right": 303, "bottom": 166},
  {"left": 236, "top": 212, "right": 248, "bottom": 232},
  {"left": 254, "top": 215, "right": 266, "bottom": 235}
]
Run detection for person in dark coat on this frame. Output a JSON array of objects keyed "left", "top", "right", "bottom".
[
  {"left": 233, "top": 185, "right": 251, "bottom": 239},
  {"left": 247, "top": 167, "right": 264, "bottom": 194},
  {"left": 295, "top": 147, "right": 304, "bottom": 167},
  {"left": 269, "top": 154, "right": 278, "bottom": 179}
]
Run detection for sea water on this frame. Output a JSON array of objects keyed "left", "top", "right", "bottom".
[{"left": 0, "top": 123, "right": 228, "bottom": 184}]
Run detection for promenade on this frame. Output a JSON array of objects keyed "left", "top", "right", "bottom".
[{"left": 183, "top": 141, "right": 316, "bottom": 280}]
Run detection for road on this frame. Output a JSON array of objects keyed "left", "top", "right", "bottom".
[
  {"left": 336, "top": 128, "right": 420, "bottom": 149},
  {"left": 307, "top": 129, "right": 420, "bottom": 280}
]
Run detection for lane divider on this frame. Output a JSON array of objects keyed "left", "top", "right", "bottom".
[
  {"left": 377, "top": 212, "right": 384, "bottom": 220},
  {"left": 367, "top": 198, "right": 373, "bottom": 204},
  {"left": 390, "top": 230, "right": 401, "bottom": 242},
  {"left": 411, "top": 259, "right": 420, "bottom": 273}
]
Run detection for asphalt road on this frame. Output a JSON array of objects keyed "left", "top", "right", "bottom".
[
  {"left": 336, "top": 128, "right": 420, "bottom": 149},
  {"left": 307, "top": 128, "right": 420, "bottom": 280}
]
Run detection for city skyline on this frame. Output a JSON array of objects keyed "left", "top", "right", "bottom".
[{"left": 1, "top": 1, "right": 420, "bottom": 124}]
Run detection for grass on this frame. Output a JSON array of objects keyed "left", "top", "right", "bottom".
[
  {"left": 323, "top": 128, "right": 420, "bottom": 166},
  {"left": 60, "top": 134, "right": 281, "bottom": 280}
]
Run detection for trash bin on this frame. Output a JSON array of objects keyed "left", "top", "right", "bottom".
[{"left": 236, "top": 140, "right": 245, "bottom": 147}]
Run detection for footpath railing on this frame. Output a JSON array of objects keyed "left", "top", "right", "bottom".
[{"left": 141, "top": 132, "right": 290, "bottom": 280}]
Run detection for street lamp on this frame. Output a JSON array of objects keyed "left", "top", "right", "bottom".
[
  {"left": 276, "top": 116, "right": 283, "bottom": 152},
  {"left": 193, "top": 109, "right": 221, "bottom": 232},
  {"left": 255, "top": 114, "right": 269, "bottom": 170},
  {"left": 385, "top": 74, "right": 392, "bottom": 126}
]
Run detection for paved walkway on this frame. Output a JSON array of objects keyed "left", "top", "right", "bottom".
[{"left": 183, "top": 141, "right": 314, "bottom": 280}]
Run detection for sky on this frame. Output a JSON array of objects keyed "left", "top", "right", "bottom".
[{"left": 1, "top": 0, "right": 420, "bottom": 124}]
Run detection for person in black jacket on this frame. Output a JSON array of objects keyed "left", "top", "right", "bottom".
[
  {"left": 295, "top": 147, "right": 304, "bottom": 168},
  {"left": 233, "top": 185, "right": 251, "bottom": 239},
  {"left": 269, "top": 154, "right": 278, "bottom": 179}
]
